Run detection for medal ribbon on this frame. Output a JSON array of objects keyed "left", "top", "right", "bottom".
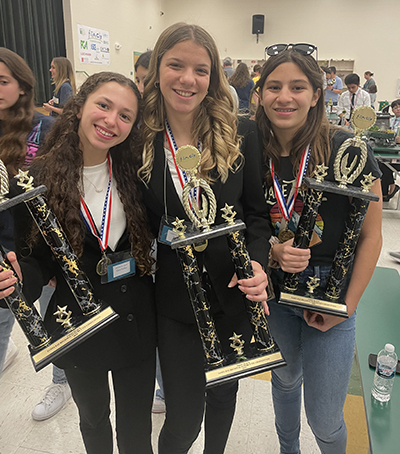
[
  {"left": 80, "top": 155, "right": 112, "bottom": 254},
  {"left": 165, "top": 120, "right": 201, "bottom": 209},
  {"left": 270, "top": 144, "right": 311, "bottom": 222}
]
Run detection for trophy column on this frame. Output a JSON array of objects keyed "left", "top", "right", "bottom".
[
  {"left": 279, "top": 106, "right": 380, "bottom": 317},
  {"left": 170, "top": 146, "right": 285, "bottom": 387},
  {"left": 0, "top": 166, "right": 119, "bottom": 371}
]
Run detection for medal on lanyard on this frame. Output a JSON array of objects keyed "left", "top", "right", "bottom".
[
  {"left": 270, "top": 145, "right": 311, "bottom": 243},
  {"left": 165, "top": 121, "right": 207, "bottom": 252},
  {"left": 80, "top": 156, "right": 113, "bottom": 275}
]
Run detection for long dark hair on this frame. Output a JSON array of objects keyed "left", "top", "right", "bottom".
[
  {"left": 255, "top": 49, "right": 331, "bottom": 183},
  {"left": 229, "top": 62, "right": 251, "bottom": 89},
  {"left": 31, "top": 72, "right": 154, "bottom": 275},
  {"left": 0, "top": 48, "right": 36, "bottom": 177}
]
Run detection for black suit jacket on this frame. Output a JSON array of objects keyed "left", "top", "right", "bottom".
[
  {"left": 142, "top": 118, "right": 271, "bottom": 324},
  {"left": 8, "top": 183, "right": 156, "bottom": 372}
]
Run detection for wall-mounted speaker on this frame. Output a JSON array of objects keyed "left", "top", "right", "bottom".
[{"left": 252, "top": 15, "right": 264, "bottom": 35}]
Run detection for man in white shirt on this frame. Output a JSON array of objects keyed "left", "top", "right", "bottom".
[{"left": 337, "top": 73, "right": 371, "bottom": 126}]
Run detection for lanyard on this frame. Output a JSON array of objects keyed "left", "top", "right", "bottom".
[
  {"left": 165, "top": 120, "right": 201, "bottom": 209},
  {"left": 270, "top": 145, "right": 311, "bottom": 222},
  {"left": 80, "top": 155, "right": 112, "bottom": 254}
]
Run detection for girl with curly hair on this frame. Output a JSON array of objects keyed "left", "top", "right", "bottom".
[
  {"left": 140, "top": 22, "right": 271, "bottom": 454},
  {"left": 0, "top": 72, "right": 156, "bottom": 454}
]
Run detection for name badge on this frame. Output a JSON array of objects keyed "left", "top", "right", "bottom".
[{"left": 100, "top": 250, "right": 135, "bottom": 284}]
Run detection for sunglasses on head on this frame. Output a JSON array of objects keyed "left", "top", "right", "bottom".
[{"left": 265, "top": 43, "right": 318, "bottom": 59}]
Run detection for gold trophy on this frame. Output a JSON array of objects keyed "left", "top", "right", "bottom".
[
  {"left": 279, "top": 106, "right": 379, "bottom": 316},
  {"left": 170, "top": 145, "right": 285, "bottom": 387},
  {"left": 0, "top": 163, "right": 118, "bottom": 371}
]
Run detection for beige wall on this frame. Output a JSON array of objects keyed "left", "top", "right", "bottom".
[{"left": 64, "top": 0, "right": 400, "bottom": 103}]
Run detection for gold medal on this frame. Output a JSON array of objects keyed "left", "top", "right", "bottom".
[
  {"left": 96, "top": 255, "right": 112, "bottom": 276},
  {"left": 278, "top": 229, "right": 295, "bottom": 243},
  {"left": 175, "top": 145, "right": 201, "bottom": 172},
  {"left": 194, "top": 240, "right": 208, "bottom": 252}
]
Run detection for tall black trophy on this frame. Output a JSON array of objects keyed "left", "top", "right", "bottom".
[
  {"left": 169, "top": 145, "right": 285, "bottom": 387},
  {"left": 0, "top": 163, "right": 118, "bottom": 371},
  {"left": 279, "top": 106, "right": 379, "bottom": 316}
]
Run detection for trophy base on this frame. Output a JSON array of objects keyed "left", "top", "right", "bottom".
[
  {"left": 205, "top": 343, "right": 286, "bottom": 388},
  {"left": 30, "top": 305, "right": 119, "bottom": 371},
  {"left": 279, "top": 285, "right": 348, "bottom": 317}
]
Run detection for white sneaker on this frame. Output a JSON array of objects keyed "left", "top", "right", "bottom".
[
  {"left": 32, "top": 382, "right": 72, "bottom": 421},
  {"left": 152, "top": 395, "right": 166, "bottom": 414},
  {"left": 2, "top": 338, "right": 18, "bottom": 372}
]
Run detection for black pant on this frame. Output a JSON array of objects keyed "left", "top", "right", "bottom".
[
  {"left": 64, "top": 355, "right": 155, "bottom": 454},
  {"left": 157, "top": 310, "right": 252, "bottom": 454}
]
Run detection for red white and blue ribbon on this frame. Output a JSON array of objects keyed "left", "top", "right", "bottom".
[
  {"left": 270, "top": 144, "right": 311, "bottom": 222},
  {"left": 80, "top": 155, "right": 112, "bottom": 253},
  {"left": 165, "top": 120, "right": 201, "bottom": 209}
]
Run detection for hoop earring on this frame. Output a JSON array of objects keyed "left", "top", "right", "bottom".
[{"left": 154, "top": 81, "right": 160, "bottom": 88}]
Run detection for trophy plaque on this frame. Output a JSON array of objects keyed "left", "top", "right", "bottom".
[
  {"left": 0, "top": 163, "right": 118, "bottom": 371},
  {"left": 170, "top": 145, "right": 285, "bottom": 387},
  {"left": 279, "top": 106, "right": 380, "bottom": 317}
]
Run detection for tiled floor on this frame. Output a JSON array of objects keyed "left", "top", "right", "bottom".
[{"left": 1, "top": 198, "right": 400, "bottom": 454}]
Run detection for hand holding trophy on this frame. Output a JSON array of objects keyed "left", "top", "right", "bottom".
[
  {"left": 0, "top": 161, "right": 118, "bottom": 371},
  {"left": 279, "top": 106, "right": 380, "bottom": 316},
  {"left": 170, "top": 145, "right": 285, "bottom": 387}
]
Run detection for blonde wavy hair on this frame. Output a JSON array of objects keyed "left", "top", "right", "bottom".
[{"left": 140, "top": 22, "right": 242, "bottom": 184}]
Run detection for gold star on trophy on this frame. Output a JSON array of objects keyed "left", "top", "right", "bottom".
[
  {"left": 221, "top": 204, "right": 237, "bottom": 225},
  {"left": 172, "top": 218, "right": 187, "bottom": 238},
  {"left": 54, "top": 305, "right": 73, "bottom": 329},
  {"left": 306, "top": 276, "right": 320, "bottom": 294},
  {"left": 229, "top": 332, "right": 245, "bottom": 357},
  {"left": 360, "top": 173, "right": 375, "bottom": 193},
  {"left": 313, "top": 164, "right": 329, "bottom": 183}
]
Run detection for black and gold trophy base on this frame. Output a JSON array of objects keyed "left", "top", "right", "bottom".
[
  {"left": 31, "top": 306, "right": 118, "bottom": 371},
  {"left": 280, "top": 287, "right": 348, "bottom": 317},
  {"left": 205, "top": 343, "right": 285, "bottom": 387}
]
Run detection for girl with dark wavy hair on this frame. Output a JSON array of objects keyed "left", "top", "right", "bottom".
[
  {"left": 0, "top": 72, "right": 156, "bottom": 454},
  {"left": 140, "top": 22, "right": 271, "bottom": 454},
  {"left": 256, "top": 47, "right": 382, "bottom": 454},
  {"left": 0, "top": 48, "right": 54, "bottom": 381}
]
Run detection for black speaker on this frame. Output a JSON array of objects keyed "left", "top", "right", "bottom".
[{"left": 252, "top": 15, "right": 264, "bottom": 35}]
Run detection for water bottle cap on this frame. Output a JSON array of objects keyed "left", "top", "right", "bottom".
[{"left": 385, "top": 343, "right": 395, "bottom": 352}]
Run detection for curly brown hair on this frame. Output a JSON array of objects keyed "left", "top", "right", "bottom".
[
  {"left": 255, "top": 50, "right": 332, "bottom": 184},
  {"left": 0, "top": 48, "right": 36, "bottom": 177},
  {"left": 30, "top": 72, "right": 154, "bottom": 275}
]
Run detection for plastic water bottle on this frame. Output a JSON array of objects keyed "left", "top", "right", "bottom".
[{"left": 371, "top": 343, "right": 397, "bottom": 402}]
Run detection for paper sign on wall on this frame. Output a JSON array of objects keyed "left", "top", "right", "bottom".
[{"left": 78, "top": 24, "right": 110, "bottom": 65}]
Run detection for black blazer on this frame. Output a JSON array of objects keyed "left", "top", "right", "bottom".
[
  {"left": 10, "top": 191, "right": 156, "bottom": 372},
  {"left": 142, "top": 118, "right": 271, "bottom": 324}
]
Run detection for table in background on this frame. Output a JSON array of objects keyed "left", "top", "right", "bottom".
[{"left": 356, "top": 266, "right": 400, "bottom": 454}]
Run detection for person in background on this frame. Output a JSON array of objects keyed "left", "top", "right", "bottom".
[
  {"left": 141, "top": 22, "right": 270, "bottom": 454},
  {"left": 43, "top": 57, "right": 76, "bottom": 116},
  {"left": 252, "top": 64, "right": 262, "bottom": 84},
  {"left": 222, "top": 56, "right": 234, "bottom": 77},
  {"left": 379, "top": 99, "right": 400, "bottom": 202},
  {"left": 363, "top": 71, "right": 377, "bottom": 108},
  {"left": 256, "top": 44, "right": 382, "bottom": 454},
  {"left": 135, "top": 50, "right": 152, "bottom": 97},
  {"left": 324, "top": 66, "right": 342, "bottom": 106},
  {"left": 35, "top": 57, "right": 77, "bottom": 422},
  {"left": 337, "top": 73, "right": 370, "bottom": 126},
  {"left": 0, "top": 72, "right": 157, "bottom": 454},
  {"left": 229, "top": 62, "right": 255, "bottom": 113},
  {"left": 0, "top": 47, "right": 54, "bottom": 376},
  {"left": 133, "top": 49, "right": 167, "bottom": 415}
]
